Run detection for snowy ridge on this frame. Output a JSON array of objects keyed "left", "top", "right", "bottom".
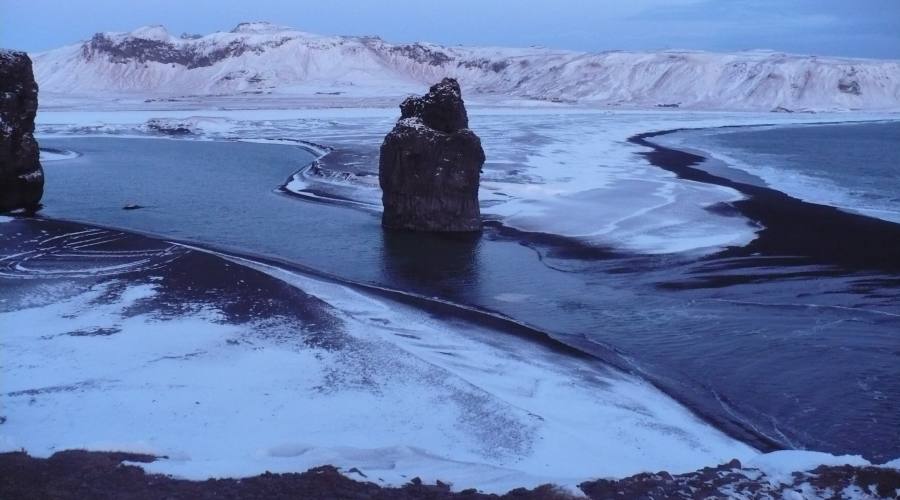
[{"left": 32, "top": 22, "right": 900, "bottom": 111}]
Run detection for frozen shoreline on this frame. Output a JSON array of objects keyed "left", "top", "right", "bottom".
[
  {"left": 3, "top": 450, "right": 900, "bottom": 499},
  {"left": 3, "top": 216, "right": 898, "bottom": 496},
  {"left": 272, "top": 113, "right": 900, "bottom": 262},
  {"left": 0, "top": 216, "right": 756, "bottom": 493},
  {"left": 34, "top": 106, "right": 900, "bottom": 256},
  {"left": 630, "top": 125, "right": 900, "bottom": 273},
  {"left": 7, "top": 108, "right": 900, "bottom": 492},
  {"left": 654, "top": 121, "right": 900, "bottom": 225}
]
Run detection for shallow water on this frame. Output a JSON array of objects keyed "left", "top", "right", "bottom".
[{"left": 31, "top": 132, "right": 900, "bottom": 461}]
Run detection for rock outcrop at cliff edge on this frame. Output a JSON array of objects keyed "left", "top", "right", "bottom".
[
  {"left": 379, "top": 78, "right": 484, "bottom": 232},
  {"left": 0, "top": 50, "right": 43, "bottom": 212}
]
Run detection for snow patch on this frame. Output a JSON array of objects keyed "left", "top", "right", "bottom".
[
  {"left": 127, "top": 25, "right": 174, "bottom": 43},
  {"left": 745, "top": 451, "right": 871, "bottom": 486}
]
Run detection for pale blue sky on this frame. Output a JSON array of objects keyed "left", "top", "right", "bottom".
[{"left": 2, "top": 0, "right": 899, "bottom": 58}]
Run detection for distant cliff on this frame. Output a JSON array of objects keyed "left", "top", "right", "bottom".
[
  {"left": 31, "top": 22, "right": 900, "bottom": 111},
  {"left": 0, "top": 50, "right": 43, "bottom": 212}
]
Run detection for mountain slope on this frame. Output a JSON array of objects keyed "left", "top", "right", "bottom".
[{"left": 32, "top": 22, "right": 900, "bottom": 110}]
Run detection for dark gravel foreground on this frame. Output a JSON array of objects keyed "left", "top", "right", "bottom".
[{"left": 1, "top": 451, "right": 898, "bottom": 499}]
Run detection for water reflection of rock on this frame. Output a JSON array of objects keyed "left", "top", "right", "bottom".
[{"left": 379, "top": 229, "right": 483, "bottom": 303}]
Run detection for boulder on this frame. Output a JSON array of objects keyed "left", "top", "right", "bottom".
[
  {"left": 379, "top": 78, "right": 484, "bottom": 232},
  {"left": 0, "top": 50, "right": 43, "bottom": 212}
]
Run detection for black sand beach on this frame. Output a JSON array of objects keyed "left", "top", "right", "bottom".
[
  {"left": 630, "top": 129, "right": 900, "bottom": 276},
  {"left": 8, "top": 130, "right": 899, "bottom": 475}
]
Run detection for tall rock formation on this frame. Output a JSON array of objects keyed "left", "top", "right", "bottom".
[
  {"left": 379, "top": 78, "right": 484, "bottom": 232},
  {"left": 0, "top": 50, "right": 43, "bottom": 212}
]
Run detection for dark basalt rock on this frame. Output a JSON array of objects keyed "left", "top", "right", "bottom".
[
  {"left": 0, "top": 50, "right": 43, "bottom": 212},
  {"left": 379, "top": 78, "right": 484, "bottom": 232},
  {"left": 838, "top": 79, "right": 862, "bottom": 95},
  {"left": 83, "top": 32, "right": 291, "bottom": 70},
  {"left": 388, "top": 44, "right": 452, "bottom": 67}
]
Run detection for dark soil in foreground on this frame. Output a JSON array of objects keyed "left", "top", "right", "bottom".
[
  {"left": 0, "top": 451, "right": 569, "bottom": 500},
  {"left": 2, "top": 451, "right": 899, "bottom": 500}
]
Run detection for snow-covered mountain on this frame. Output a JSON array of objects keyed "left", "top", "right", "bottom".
[{"left": 32, "top": 22, "right": 900, "bottom": 111}]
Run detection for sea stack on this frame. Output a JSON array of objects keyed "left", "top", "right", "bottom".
[
  {"left": 379, "top": 78, "right": 484, "bottom": 232},
  {"left": 0, "top": 50, "right": 43, "bottom": 212}
]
